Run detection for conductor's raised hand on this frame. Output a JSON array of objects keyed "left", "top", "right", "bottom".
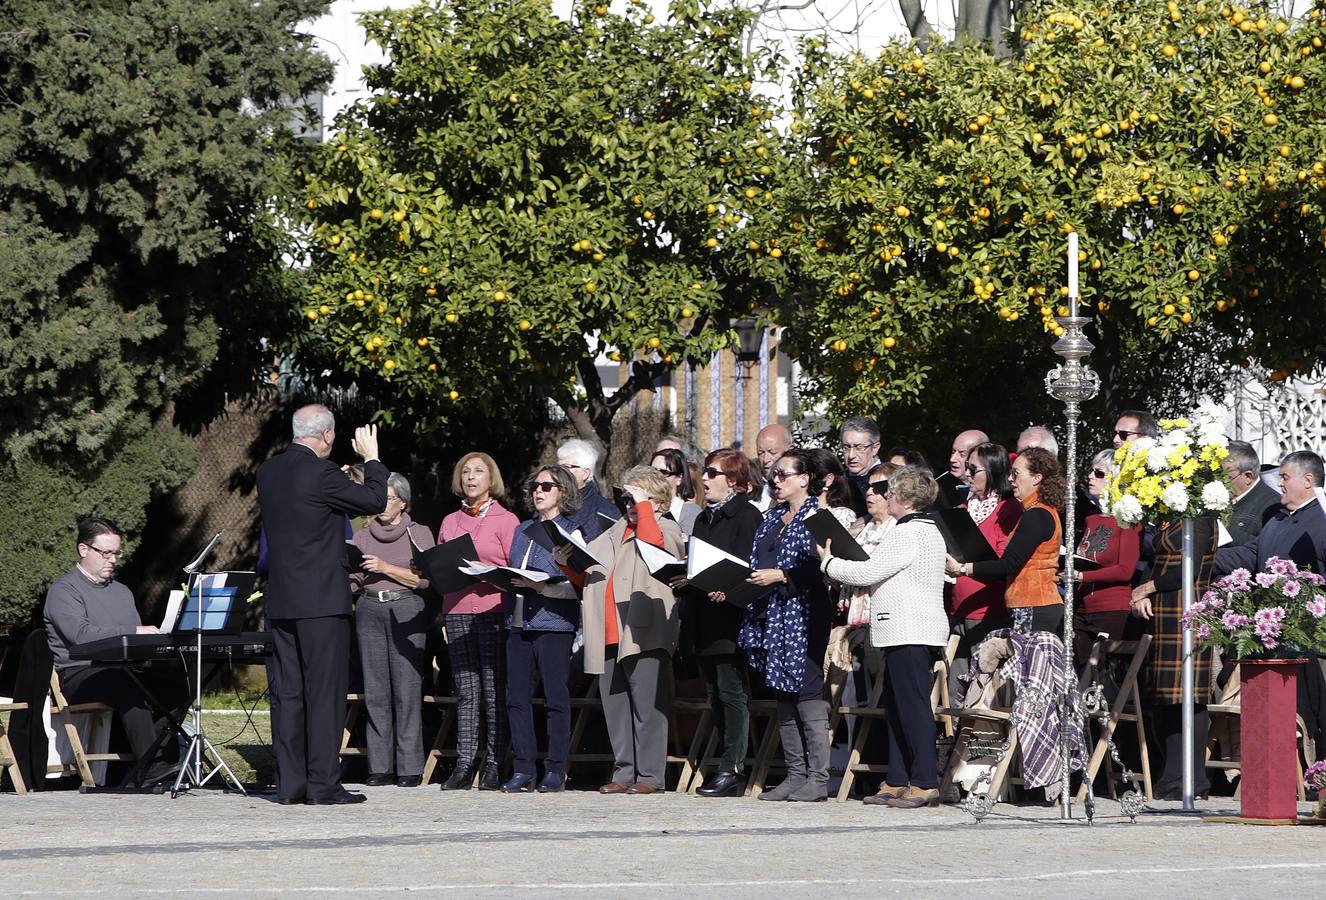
[{"left": 352, "top": 424, "right": 380, "bottom": 461}]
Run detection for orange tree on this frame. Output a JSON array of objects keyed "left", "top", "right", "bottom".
[
  {"left": 777, "top": 0, "right": 1326, "bottom": 432},
  {"left": 294, "top": 0, "right": 789, "bottom": 450}
]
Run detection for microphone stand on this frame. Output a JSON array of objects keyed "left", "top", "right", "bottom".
[{"left": 171, "top": 532, "right": 246, "bottom": 797}]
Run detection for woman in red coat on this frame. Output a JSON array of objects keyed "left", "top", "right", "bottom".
[
  {"left": 1068, "top": 449, "right": 1142, "bottom": 664},
  {"left": 948, "top": 442, "right": 1022, "bottom": 693}
]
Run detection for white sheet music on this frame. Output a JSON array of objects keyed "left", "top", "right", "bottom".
[
  {"left": 159, "top": 590, "right": 185, "bottom": 633},
  {"left": 458, "top": 561, "right": 555, "bottom": 582},
  {"left": 686, "top": 536, "right": 750, "bottom": 578},
  {"left": 551, "top": 520, "right": 607, "bottom": 567},
  {"left": 636, "top": 541, "right": 684, "bottom": 575},
  {"left": 1217, "top": 520, "right": 1234, "bottom": 547}
]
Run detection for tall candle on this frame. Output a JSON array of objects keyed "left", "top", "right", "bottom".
[{"left": 1067, "top": 231, "right": 1079, "bottom": 317}]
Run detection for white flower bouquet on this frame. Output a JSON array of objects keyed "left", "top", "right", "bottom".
[{"left": 1103, "top": 400, "right": 1233, "bottom": 528}]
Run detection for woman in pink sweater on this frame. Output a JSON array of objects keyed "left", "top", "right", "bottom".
[{"left": 437, "top": 451, "right": 519, "bottom": 791}]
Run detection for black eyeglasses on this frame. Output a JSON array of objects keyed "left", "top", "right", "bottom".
[
  {"left": 965, "top": 465, "right": 985, "bottom": 477},
  {"left": 702, "top": 467, "right": 724, "bottom": 479},
  {"left": 771, "top": 469, "right": 802, "bottom": 482},
  {"left": 1090, "top": 468, "right": 1109, "bottom": 479},
  {"left": 868, "top": 481, "right": 889, "bottom": 497},
  {"left": 82, "top": 544, "right": 122, "bottom": 560},
  {"left": 526, "top": 480, "right": 558, "bottom": 493},
  {"left": 1114, "top": 429, "right": 1140, "bottom": 440},
  {"left": 653, "top": 467, "right": 681, "bottom": 478}
]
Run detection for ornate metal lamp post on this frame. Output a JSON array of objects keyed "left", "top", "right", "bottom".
[{"left": 1045, "top": 232, "right": 1101, "bottom": 819}]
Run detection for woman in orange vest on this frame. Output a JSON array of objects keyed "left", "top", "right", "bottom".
[{"left": 946, "top": 447, "right": 1065, "bottom": 635}]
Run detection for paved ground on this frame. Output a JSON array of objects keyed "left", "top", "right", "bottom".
[{"left": 3, "top": 788, "right": 1324, "bottom": 897}]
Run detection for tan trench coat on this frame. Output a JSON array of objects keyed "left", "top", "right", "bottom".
[{"left": 580, "top": 514, "right": 686, "bottom": 675}]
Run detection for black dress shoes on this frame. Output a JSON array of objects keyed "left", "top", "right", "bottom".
[
  {"left": 440, "top": 765, "right": 474, "bottom": 791},
  {"left": 697, "top": 771, "right": 747, "bottom": 797},
  {"left": 396, "top": 775, "right": 422, "bottom": 788},
  {"left": 364, "top": 773, "right": 395, "bottom": 787},
  {"left": 275, "top": 796, "right": 305, "bottom": 805},
  {"left": 305, "top": 789, "right": 367, "bottom": 805},
  {"left": 478, "top": 765, "right": 502, "bottom": 791}
]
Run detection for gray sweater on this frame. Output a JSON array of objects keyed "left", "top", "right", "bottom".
[{"left": 44, "top": 567, "right": 141, "bottom": 671}]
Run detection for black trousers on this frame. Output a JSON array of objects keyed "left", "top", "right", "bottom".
[
  {"left": 1149, "top": 702, "right": 1211, "bottom": 799},
  {"left": 881, "top": 644, "right": 940, "bottom": 789},
  {"left": 60, "top": 665, "right": 186, "bottom": 771},
  {"left": 270, "top": 615, "right": 351, "bottom": 801},
  {"left": 698, "top": 653, "right": 751, "bottom": 774},
  {"left": 1012, "top": 603, "right": 1065, "bottom": 636},
  {"left": 506, "top": 629, "right": 574, "bottom": 776},
  {"left": 446, "top": 611, "right": 508, "bottom": 768}
]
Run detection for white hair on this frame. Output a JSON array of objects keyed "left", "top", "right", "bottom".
[
  {"left": 1017, "top": 425, "right": 1059, "bottom": 457},
  {"left": 387, "top": 472, "right": 411, "bottom": 507},
  {"left": 556, "top": 438, "right": 599, "bottom": 471},
  {"left": 292, "top": 405, "right": 335, "bottom": 440}
]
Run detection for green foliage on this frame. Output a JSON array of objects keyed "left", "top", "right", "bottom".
[
  {"left": 295, "top": 0, "right": 789, "bottom": 440},
  {"left": 0, "top": 0, "right": 332, "bottom": 631},
  {"left": 780, "top": 0, "right": 1326, "bottom": 421}
]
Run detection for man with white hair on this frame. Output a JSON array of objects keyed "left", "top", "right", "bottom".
[
  {"left": 1016, "top": 425, "right": 1059, "bottom": 457},
  {"left": 557, "top": 437, "right": 619, "bottom": 537},
  {"left": 258, "top": 404, "right": 387, "bottom": 805}
]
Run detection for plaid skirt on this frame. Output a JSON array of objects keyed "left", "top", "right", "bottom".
[{"left": 1141, "top": 519, "right": 1217, "bottom": 705}]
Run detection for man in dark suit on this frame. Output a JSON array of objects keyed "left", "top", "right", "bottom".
[
  {"left": 1216, "top": 450, "right": 1326, "bottom": 577},
  {"left": 839, "top": 416, "right": 881, "bottom": 518},
  {"left": 257, "top": 404, "right": 388, "bottom": 805},
  {"left": 935, "top": 428, "right": 988, "bottom": 509},
  {"left": 1222, "top": 440, "right": 1281, "bottom": 547}
]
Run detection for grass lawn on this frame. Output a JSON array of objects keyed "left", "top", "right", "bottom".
[{"left": 199, "top": 710, "right": 275, "bottom": 786}]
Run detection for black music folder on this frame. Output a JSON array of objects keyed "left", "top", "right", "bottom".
[
  {"left": 634, "top": 540, "right": 686, "bottom": 582},
  {"left": 411, "top": 533, "right": 479, "bottom": 595},
  {"left": 685, "top": 536, "right": 769, "bottom": 608},
  {"left": 804, "top": 510, "right": 870, "bottom": 562},
  {"left": 532, "top": 519, "right": 606, "bottom": 572},
  {"left": 930, "top": 508, "right": 998, "bottom": 563}
]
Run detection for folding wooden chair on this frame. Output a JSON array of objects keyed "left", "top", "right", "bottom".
[
  {"left": 1075, "top": 635, "right": 1153, "bottom": 802},
  {"left": 47, "top": 671, "right": 133, "bottom": 787},
  {"left": 340, "top": 692, "right": 366, "bottom": 760},
  {"left": 744, "top": 699, "right": 783, "bottom": 798},
  {"left": 833, "top": 634, "right": 960, "bottom": 801},
  {"left": 937, "top": 639, "right": 1022, "bottom": 805},
  {"left": 420, "top": 690, "right": 458, "bottom": 784},
  {"left": 1206, "top": 662, "right": 1316, "bottom": 801},
  {"left": 669, "top": 697, "right": 713, "bottom": 793},
  {"left": 1, "top": 696, "right": 28, "bottom": 793}
]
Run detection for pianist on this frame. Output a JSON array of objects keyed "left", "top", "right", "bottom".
[{"left": 43, "top": 516, "right": 181, "bottom": 786}]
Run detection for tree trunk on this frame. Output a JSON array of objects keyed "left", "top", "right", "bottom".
[
  {"left": 897, "top": 0, "right": 937, "bottom": 46},
  {"left": 956, "top": 0, "right": 1013, "bottom": 56},
  {"left": 558, "top": 355, "right": 668, "bottom": 473}
]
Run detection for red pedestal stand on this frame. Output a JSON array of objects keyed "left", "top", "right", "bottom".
[{"left": 1237, "top": 659, "right": 1303, "bottom": 823}]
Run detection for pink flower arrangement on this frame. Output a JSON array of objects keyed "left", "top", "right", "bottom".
[
  {"left": 1183, "top": 558, "right": 1326, "bottom": 659},
  {"left": 1306, "top": 759, "right": 1326, "bottom": 796}
]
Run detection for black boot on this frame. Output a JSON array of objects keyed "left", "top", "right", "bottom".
[
  {"left": 440, "top": 763, "right": 474, "bottom": 791},
  {"left": 478, "top": 763, "right": 501, "bottom": 791},
  {"left": 697, "top": 771, "right": 747, "bottom": 797}
]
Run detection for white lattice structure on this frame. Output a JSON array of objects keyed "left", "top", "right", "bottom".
[{"left": 1225, "top": 370, "right": 1326, "bottom": 465}]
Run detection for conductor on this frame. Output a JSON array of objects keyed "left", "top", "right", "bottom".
[{"left": 258, "top": 405, "right": 388, "bottom": 805}]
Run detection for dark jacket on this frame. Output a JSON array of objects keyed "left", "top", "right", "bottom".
[
  {"left": 1225, "top": 480, "right": 1282, "bottom": 548},
  {"left": 934, "top": 471, "right": 969, "bottom": 510},
  {"left": 256, "top": 445, "right": 388, "bottom": 619},
  {"left": 1216, "top": 497, "right": 1326, "bottom": 577},
  {"left": 506, "top": 513, "right": 582, "bottom": 633},
  {"left": 569, "top": 479, "right": 619, "bottom": 539},
  {"left": 679, "top": 496, "right": 764, "bottom": 656}
]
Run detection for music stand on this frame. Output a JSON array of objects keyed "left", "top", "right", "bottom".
[{"left": 171, "top": 532, "right": 247, "bottom": 798}]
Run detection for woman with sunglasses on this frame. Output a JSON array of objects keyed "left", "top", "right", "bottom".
[
  {"left": 500, "top": 464, "right": 587, "bottom": 793},
  {"left": 650, "top": 447, "right": 702, "bottom": 536},
  {"left": 562, "top": 466, "right": 685, "bottom": 794},
  {"left": 1069, "top": 450, "right": 1142, "bottom": 664},
  {"left": 738, "top": 449, "right": 833, "bottom": 802},
  {"left": 946, "top": 447, "right": 1066, "bottom": 635},
  {"left": 675, "top": 449, "right": 764, "bottom": 797},
  {"left": 351, "top": 473, "right": 435, "bottom": 788},
  {"left": 948, "top": 443, "right": 1022, "bottom": 694},
  {"left": 818, "top": 465, "right": 949, "bottom": 808}
]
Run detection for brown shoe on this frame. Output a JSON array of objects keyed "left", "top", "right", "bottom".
[
  {"left": 627, "top": 781, "right": 660, "bottom": 795},
  {"left": 599, "top": 781, "right": 630, "bottom": 794},
  {"left": 883, "top": 786, "right": 941, "bottom": 809},
  {"left": 862, "top": 783, "right": 909, "bottom": 805}
]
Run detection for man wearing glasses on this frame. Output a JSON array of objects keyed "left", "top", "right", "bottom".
[
  {"left": 1222, "top": 440, "right": 1280, "bottom": 546},
  {"left": 1111, "top": 409, "right": 1160, "bottom": 448},
  {"left": 839, "top": 416, "right": 882, "bottom": 516},
  {"left": 44, "top": 516, "right": 181, "bottom": 785},
  {"left": 556, "top": 437, "right": 620, "bottom": 537}
]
